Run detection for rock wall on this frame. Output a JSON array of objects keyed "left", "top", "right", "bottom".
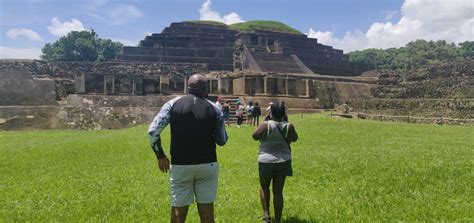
[
  {"left": 355, "top": 112, "right": 474, "bottom": 126},
  {"left": 0, "top": 94, "right": 179, "bottom": 130},
  {"left": 0, "top": 60, "right": 208, "bottom": 99},
  {"left": 241, "top": 96, "right": 320, "bottom": 109},
  {"left": 349, "top": 98, "right": 474, "bottom": 119},
  {"left": 369, "top": 59, "right": 473, "bottom": 99},
  {"left": 0, "top": 71, "right": 56, "bottom": 106},
  {"left": 349, "top": 59, "right": 474, "bottom": 119},
  {"left": 313, "top": 80, "right": 375, "bottom": 108},
  {"left": 0, "top": 60, "right": 208, "bottom": 79}
]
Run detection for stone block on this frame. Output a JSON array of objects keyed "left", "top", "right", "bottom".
[
  {"left": 245, "top": 77, "right": 254, "bottom": 95},
  {"left": 210, "top": 79, "right": 218, "bottom": 94},
  {"left": 276, "top": 77, "right": 286, "bottom": 95},
  {"left": 308, "top": 80, "right": 316, "bottom": 98},
  {"left": 115, "top": 75, "right": 133, "bottom": 94},
  {"left": 207, "top": 79, "right": 212, "bottom": 94},
  {"left": 85, "top": 74, "right": 104, "bottom": 94},
  {"left": 104, "top": 74, "right": 114, "bottom": 95},
  {"left": 232, "top": 77, "right": 245, "bottom": 95},
  {"left": 169, "top": 77, "right": 184, "bottom": 94},
  {"left": 295, "top": 79, "right": 307, "bottom": 96},
  {"left": 287, "top": 78, "right": 296, "bottom": 96},
  {"left": 75, "top": 74, "right": 85, "bottom": 94},
  {"left": 264, "top": 77, "right": 277, "bottom": 95},
  {"left": 254, "top": 76, "right": 264, "bottom": 94},
  {"left": 160, "top": 75, "right": 170, "bottom": 94},
  {"left": 133, "top": 75, "right": 144, "bottom": 95},
  {"left": 143, "top": 76, "right": 160, "bottom": 94},
  {"left": 218, "top": 77, "right": 230, "bottom": 94},
  {"left": 0, "top": 71, "right": 56, "bottom": 106}
]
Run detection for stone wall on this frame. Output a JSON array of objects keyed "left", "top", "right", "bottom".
[
  {"left": 0, "top": 60, "right": 208, "bottom": 79},
  {"left": 313, "top": 80, "right": 375, "bottom": 108},
  {"left": 355, "top": 113, "right": 474, "bottom": 126},
  {"left": 241, "top": 96, "right": 320, "bottom": 109},
  {"left": 368, "top": 60, "right": 473, "bottom": 99},
  {"left": 0, "top": 71, "right": 56, "bottom": 106},
  {"left": 0, "top": 60, "right": 208, "bottom": 99},
  {"left": 0, "top": 94, "right": 179, "bottom": 130},
  {"left": 348, "top": 98, "right": 474, "bottom": 119}
]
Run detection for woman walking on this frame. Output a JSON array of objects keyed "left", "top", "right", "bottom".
[{"left": 252, "top": 102, "right": 298, "bottom": 223}]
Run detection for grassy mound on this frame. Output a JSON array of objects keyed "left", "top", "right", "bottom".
[
  {"left": 229, "top": 20, "right": 303, "bottom": 35},
  {"left": 1, "top": 114, "right": 472, "bottom": 221},
  {"left": 182, "top": 20, "right": 228, "bottom": 27}
]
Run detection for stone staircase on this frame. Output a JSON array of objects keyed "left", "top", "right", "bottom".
[
  {"left": 250, "top": 52, "right": 307, "bottom": 74},
  {"left": 220, "top": 96, "right": 248, "bottom": 124}
]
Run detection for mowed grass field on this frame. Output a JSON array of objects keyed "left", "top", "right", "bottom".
[{"left": 0, "top": 114, "right": 472, "bottom": 222}]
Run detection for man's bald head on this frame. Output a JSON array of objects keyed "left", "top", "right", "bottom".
[{"left": 187, "top": 74, "right": 208, "bottom": 97}]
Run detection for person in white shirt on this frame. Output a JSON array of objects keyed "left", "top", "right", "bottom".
[{"left": 245, "top": 102, "right": 254, "bottom": 125}]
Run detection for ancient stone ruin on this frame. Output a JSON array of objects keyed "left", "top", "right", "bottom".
[
  {"left": 0, "top": 21, "right": 385, "bottom": 130},
  {"left": 118, "top": 21, "right": 353, "bottom": 75}
]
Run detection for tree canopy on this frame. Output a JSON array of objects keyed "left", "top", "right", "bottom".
[
  {"left": 349, "top": 40, "right": 473, "bottom": 70},
  {"left": 41, "top": 30, "right": 123, "bottom": 62}
]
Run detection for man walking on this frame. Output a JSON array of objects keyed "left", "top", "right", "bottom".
[{"left": 148, "top": 74, "right": 228, "bottom": 223}]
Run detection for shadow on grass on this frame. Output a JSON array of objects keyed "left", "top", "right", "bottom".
[{"left": 284, "top": 216, "right": 314, "bottom": 223}]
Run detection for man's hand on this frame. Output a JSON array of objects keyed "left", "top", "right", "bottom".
[{"left": 157, "top": 157, "right": 170, "bottom": 173}]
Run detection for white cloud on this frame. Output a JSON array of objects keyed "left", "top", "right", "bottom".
[
  {"left": 382, "top": 10, "right": 398, "bottom": 20},
  {"left": 6, "top": 28, "right": 43, "bottom": 41},
  {"left": 199, "top": 0, "right": 244, "bottom": 25},
  {"left": 0, "top": 46, "right": 41, "bottom": 59},
  {"left": 107, "top": 5, "right": 143, "bottom": 25},
  {"left": 308, "top": 0, "right": 474, "bottom": 52},
  {"left": 47, "top": 17, "right": 86, "bottom": 37}
]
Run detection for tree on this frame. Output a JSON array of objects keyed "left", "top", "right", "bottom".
[
  {"left": 349, "top": 39, "right": 469, "bottom": 71},
  {"left": 459, "top": 41, "right": 474, "bottom": 57},
  {"left": 41, "top": 30, "right": 123, "bottom": 62}
]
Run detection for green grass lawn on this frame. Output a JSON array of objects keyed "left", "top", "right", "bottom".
[{"left": 0, "top": 114, "right": 472, "bottom": 222}]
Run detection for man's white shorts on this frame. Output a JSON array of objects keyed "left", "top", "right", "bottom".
[{"left": 169, "top": 162, "right": 218, "bottom": 207}]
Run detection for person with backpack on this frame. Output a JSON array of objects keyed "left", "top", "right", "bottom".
[{"left": 252, "top": 102, "right": 298, "bottom": 223}]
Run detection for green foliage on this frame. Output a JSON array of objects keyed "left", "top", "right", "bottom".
[
  {"left": 1, "top": 114, "right": 472, "bottom": 221},
  {"left": 41, "top": 30, "right": 123, "bottom": 62},
  {"left": 349, "top": 40, "right": 473, "bottom": 70},
  {"left": 459, "top": 41, "right": 474, "bottom": 57},
  {"left": 229, "top": 20, "right": 303, "bottom": 35}
]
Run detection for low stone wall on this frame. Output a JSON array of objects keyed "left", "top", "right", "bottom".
[
  {"left": 355, "top": 113, "right": 474, "bottom": 126},
  {"left": 349, "top": 98, "right": 474, "bottom": 119},
  {"left": 67, "top": 94, "right": 178, "bottom": 108},
  {"left": 0, "top": 94, "right": 180, "bottom": 130},
  {"left": 241, "top": 96, "right": 320, "bottom": 109}
]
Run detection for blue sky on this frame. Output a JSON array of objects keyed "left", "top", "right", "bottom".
[{"left": 1, "top": 0, "right": 472, "bottom": 59}]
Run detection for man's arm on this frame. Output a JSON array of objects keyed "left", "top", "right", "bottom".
[
  {"left": 148, "top": 97, "right": 181, "bottom": 159},
  {"left": 207, "top": 99, "right": 228, "bottom": 146}
]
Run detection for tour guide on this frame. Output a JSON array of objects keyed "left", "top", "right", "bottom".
[{"left": 148, "top": 74, "right": 228, "bottom": 223}]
